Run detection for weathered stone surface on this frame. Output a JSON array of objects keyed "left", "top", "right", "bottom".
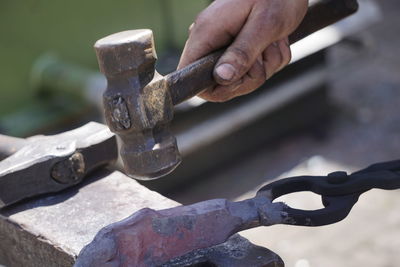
[{"left": 0, "top": 170, "right": 179, "bottom": 267}]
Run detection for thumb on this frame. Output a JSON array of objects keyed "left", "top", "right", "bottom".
[
  {"left": 214, "top": 4, "right": 291, "bottom": 85},
  {"left": 213, "top": 21, "right": 270, "bottom": 84},
  {"left": 214, "top": 45, "right": 255, "bottom": 85}
]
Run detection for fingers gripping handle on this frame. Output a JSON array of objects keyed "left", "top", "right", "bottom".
[{"left": 167, "top": 0, "right": 359, "bottom": 105}]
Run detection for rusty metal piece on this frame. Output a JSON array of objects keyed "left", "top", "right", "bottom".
[
  {"left": 0, "top": 122, "right": 117, "bottom": 208},
  {"left": 75, "top": 196, "right": 285, "bottom": 267},
  {"left": 76, "top": 158, "right": 400, "bottom": 266},
  {"left": 94, "top": 0, "right": 359, "bottom": 180}
]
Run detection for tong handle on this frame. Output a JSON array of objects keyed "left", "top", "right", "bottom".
[{"left": 257, "top": 160, "right": 400, "bottom": 226}]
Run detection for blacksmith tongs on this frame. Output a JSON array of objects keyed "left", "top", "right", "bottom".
[{"left": 258, "top": 159, "right": 400, "bottom": 226}]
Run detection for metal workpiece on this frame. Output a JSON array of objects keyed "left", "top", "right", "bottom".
[
  {"left": 76, "top": 159, "right": 400, "bottom": 266},
  {"left": 74, "top": 198, "right": 285, "bottom": 266},
  {"left": 0, "top": 122, "right": 117, "bottom": 208},
  {"left": 94, "top": 0, "right": 359, "bottom": 181},
  {"left": 76, "top": 197, "right": 285, "bottom": 267}
]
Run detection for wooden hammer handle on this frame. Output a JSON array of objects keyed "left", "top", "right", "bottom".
[{"left": 167, "top": 0, "right": 359, "bottom": 105}]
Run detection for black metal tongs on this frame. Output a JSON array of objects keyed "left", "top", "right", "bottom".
[{"left": 257, "top": 160, "right": 400, "bottom": 226}]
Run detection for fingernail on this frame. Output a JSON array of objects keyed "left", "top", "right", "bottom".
[{"left": 215, "top": 64, "right": 235, "bottom": 81}]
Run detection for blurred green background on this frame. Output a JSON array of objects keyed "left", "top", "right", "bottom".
[{"left": 0, "top": 0, "right": 209, "bottom": 115}]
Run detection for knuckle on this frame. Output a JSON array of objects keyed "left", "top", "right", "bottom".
[
  {"left": 194, "top": 11, "right": 209, "bottom": 29},
  {"left": 189, "top": 12, "right": 209, "bottom": 36},
  {"left": 188, "top": 23, "right": 195, "bottom": 35},
  {"left": 268, "top": 12, "right": 285, "bottom": 34}
]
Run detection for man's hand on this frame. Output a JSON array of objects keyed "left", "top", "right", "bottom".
[{"left": 178, "top": 0, "right": 308, "bottom": 102}]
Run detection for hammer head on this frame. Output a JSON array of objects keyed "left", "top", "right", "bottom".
[{"left": 94, "top": 30, "right": 181, "bottom": 180}]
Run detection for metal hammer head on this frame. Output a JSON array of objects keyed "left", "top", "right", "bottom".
[{"left": 94, "top": 30, "right": 181, "bottom": 180}]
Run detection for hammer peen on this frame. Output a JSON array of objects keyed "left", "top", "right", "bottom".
[{"left": 94, "top": 0, "right": 358, "bottom": 180}]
